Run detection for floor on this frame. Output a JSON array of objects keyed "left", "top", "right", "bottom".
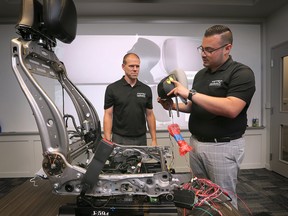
[
  {"left": 0, "top": 177, "right": 28, "bottom": 199},
  {"left": 0, "top": 168, "right": 287, "bottom": 216},
  {"left": 0, "top": 178, "right": 76, "bottom": 216},
  {"left": 237, "top": 169, "right": 288, "bottom": 216}
]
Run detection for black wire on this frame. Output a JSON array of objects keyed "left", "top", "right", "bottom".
[{"left": 63, "top": 114, "right": 81, "bottom": 134}]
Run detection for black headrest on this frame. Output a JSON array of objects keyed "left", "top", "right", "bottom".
[
  {"left": 16, "top": 0, "right": 77, "bottom": 45},
  {"left": 157, "top": 74, "right": 177, "bottom": 99},
  {"left": 43, "top": 0, "right": 77, "bottom": 44},
  {"left": 157, "top": 69, "right": 188, "bottom": 99}
]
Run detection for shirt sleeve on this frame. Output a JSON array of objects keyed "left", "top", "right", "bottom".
[
  {"left": 227, "top": 65, "right": 256, "bottom": 104},
  {"left": 146, "top": 87, "right": 153, "bottom": 109},
  {"left": 104, "top": 85, "right": 114, "bottom": 109}
]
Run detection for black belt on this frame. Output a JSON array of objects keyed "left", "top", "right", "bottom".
[{"left": 193, "top": 134, "right": 242, "bottom": 143}]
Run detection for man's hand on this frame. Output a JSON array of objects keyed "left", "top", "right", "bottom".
[
  {"left": 150, "top": 140, "right": 157, "bottom": 146},
  {"left": 167, "top": 80, "right": 189, "bottom": 99},
  {"left": 157, "top": 97, "right": 173, "bottom": 110}
]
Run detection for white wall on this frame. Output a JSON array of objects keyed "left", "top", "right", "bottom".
[
  {"left": 0, "top": 22, "right": 262, "bottom": 132},
  {"left": 0, "top": 19, "right": 274, "bottom": 176},
  {"left": 0, "top": 25, "right": 37, "bottom": 132}
]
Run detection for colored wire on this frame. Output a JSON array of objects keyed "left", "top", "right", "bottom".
[{"left": 179, "top": 177, "right": 232, "bottom": 215}]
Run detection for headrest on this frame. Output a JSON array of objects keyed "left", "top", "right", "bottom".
[
  {"left": 157, "top": 69, "right": 188, "bottom": 99},
  {"left": 158, "top": 74, "right": 177, "bottom": 99},
  {"left": 43, "top": 0, "right": 77, "bottom": 44},
  {"left": 16, "top": 0, "right": 77, "bottom": 45}
]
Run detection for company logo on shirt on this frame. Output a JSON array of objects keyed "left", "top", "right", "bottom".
[
  {"left": 209, "top": 80, "right": 223, "bottom": 87},
  {"left": 137, "top": 93, "right": 146, "bottom": 98}
]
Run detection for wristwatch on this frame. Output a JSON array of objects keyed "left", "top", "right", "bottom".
[{"left": 188, "top": 89, "right": 197, "bottom": 101}]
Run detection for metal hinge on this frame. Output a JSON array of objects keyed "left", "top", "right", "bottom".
[{"left": 271, "top": 59, "right": 274, "bottom": 68}]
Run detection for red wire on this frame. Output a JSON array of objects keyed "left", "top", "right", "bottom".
[{"left": 180, "top": 178, "right": 226, "bottom": 208}]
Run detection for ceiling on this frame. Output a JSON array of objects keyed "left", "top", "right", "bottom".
[{"left": 1, "top": 0, "right": 288, "bottom": 24}]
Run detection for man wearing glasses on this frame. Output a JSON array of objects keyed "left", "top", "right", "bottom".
[{"left": 158, "top": 25, "right": 255, "bottom": 209}]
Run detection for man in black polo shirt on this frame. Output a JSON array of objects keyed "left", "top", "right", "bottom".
[
  {"left": 158, "top": 25, "right": 255, "bottom": 209},
  {"left": 103, "top": 53, "right": 157, "bottom": 146}
]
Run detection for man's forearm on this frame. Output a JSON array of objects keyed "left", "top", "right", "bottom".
[
  {"left": 103, "top": 114, "right": 113, "bottom": 141},
  {"left": 146, "top": 113, "right": 157, "bottom": 145}
]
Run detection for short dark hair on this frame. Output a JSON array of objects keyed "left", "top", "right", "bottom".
[
  {"left": 204, "top": 25, "right": 233, "bottom": 45},
  {"left": 123, "top": 53, "right": 140, "bottom": 64}
]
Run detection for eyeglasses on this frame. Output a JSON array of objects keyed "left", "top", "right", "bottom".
[{"left": 197, "top": 44, "right": 228, "bottom": 55}]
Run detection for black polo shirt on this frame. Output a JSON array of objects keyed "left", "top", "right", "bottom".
[
  {"left": 104, "top": 76, "right": 153, "bottom": 137},
  {"left": 189, "top": 56, "right": 255, "bottom": 138}
]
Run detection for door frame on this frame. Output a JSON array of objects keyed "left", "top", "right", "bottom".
[{"left": 270, "top": 41, "right": 288, "bottom": 178}]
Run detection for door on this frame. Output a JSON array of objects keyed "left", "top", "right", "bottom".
[{"left": 271, "top": 41, "right": 288, "bottom": 178}]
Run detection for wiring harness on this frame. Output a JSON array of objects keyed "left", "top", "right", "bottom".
[{"left": 174, "top": 177, "right": 233, "bottom": 216}]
